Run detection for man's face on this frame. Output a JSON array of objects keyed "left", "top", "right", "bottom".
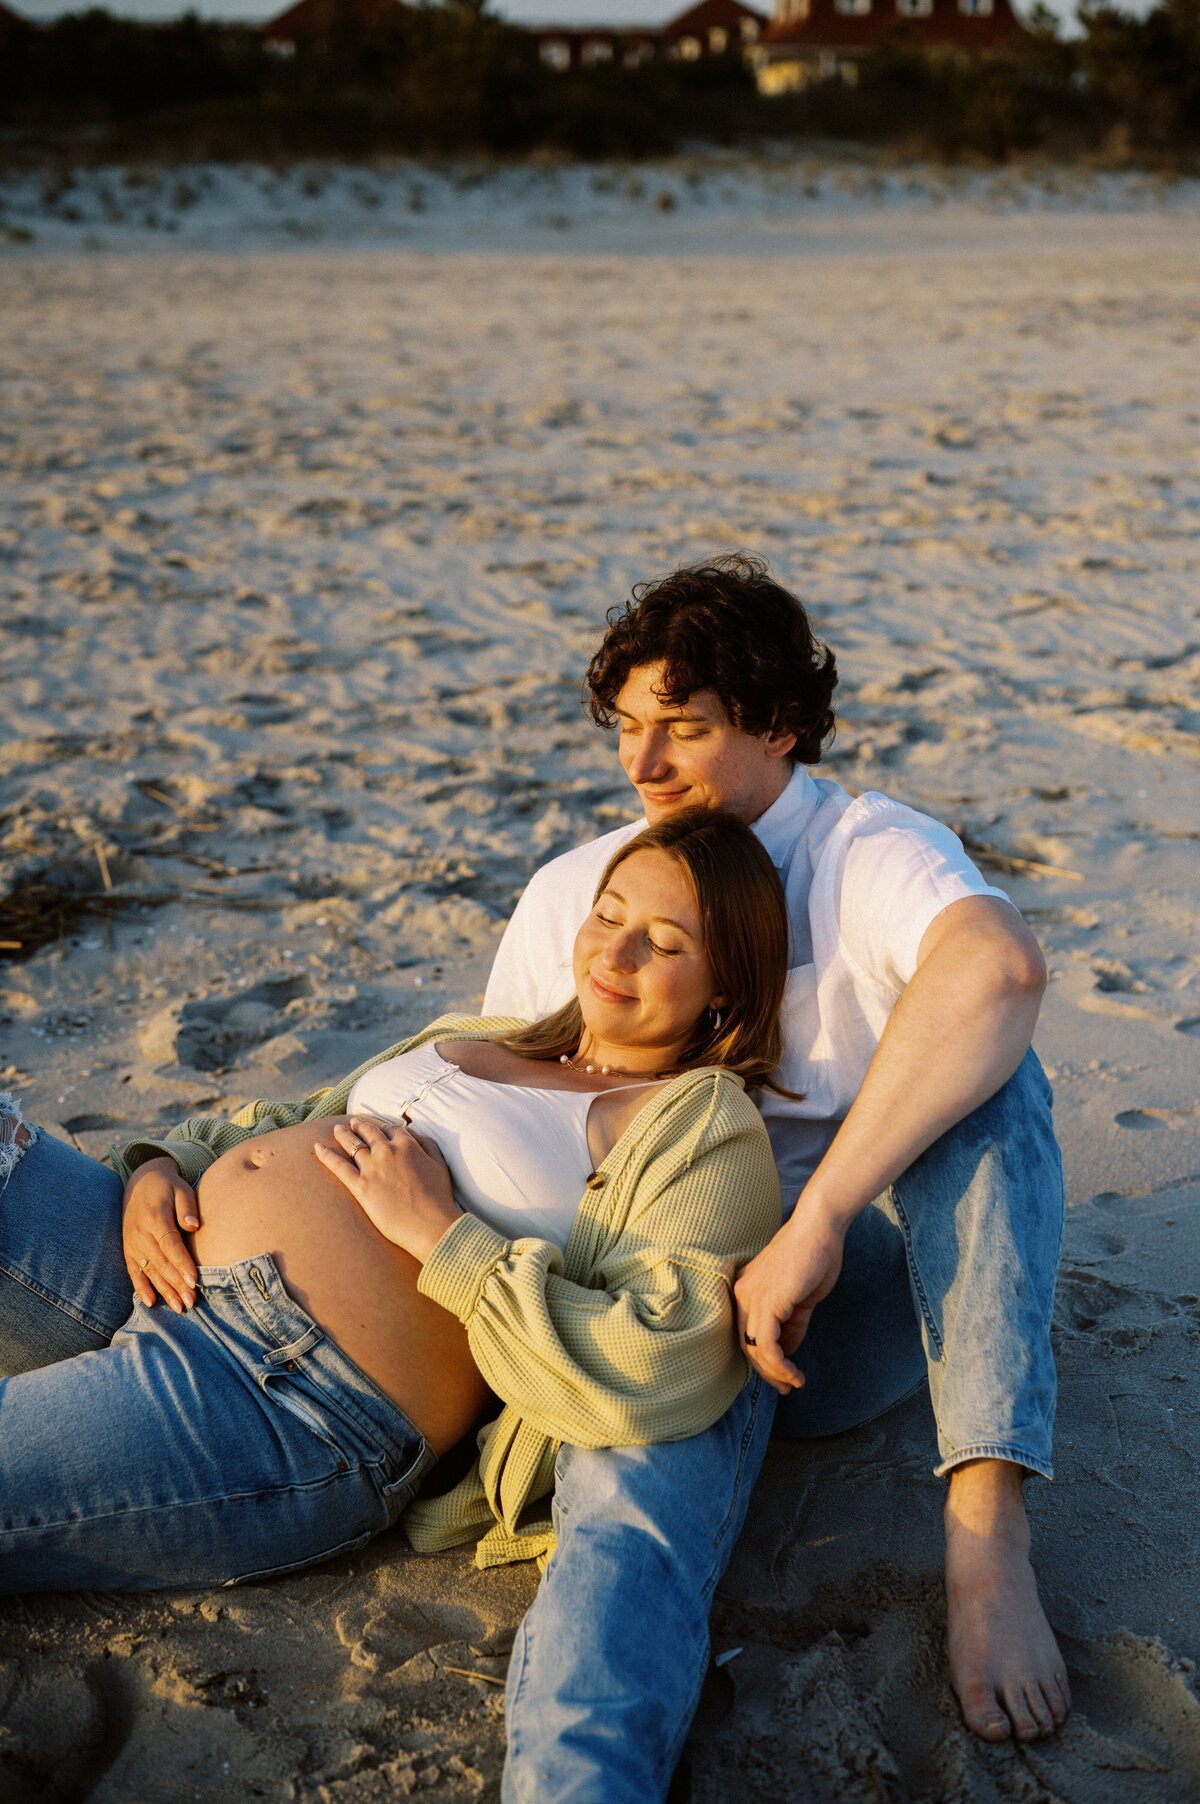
[{"left": 613, "top": 662, "right": 796, "bottom": 826}]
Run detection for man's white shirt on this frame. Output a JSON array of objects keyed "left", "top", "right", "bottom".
[{"left": 484, "top": 766, "right": 1009, "bottom": 1207}]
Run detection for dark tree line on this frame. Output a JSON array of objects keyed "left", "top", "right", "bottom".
[{"left": 3, "top": 0, "right": 1199, "bottom": 163}]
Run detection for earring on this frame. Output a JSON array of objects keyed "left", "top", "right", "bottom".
[{"left": 708, "top": 1006, "right": 723, "bottom": 1032}]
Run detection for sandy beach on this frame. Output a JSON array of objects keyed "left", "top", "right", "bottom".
[{"left": 2, "top": 167, "right": 1200, "bottom": 1800}]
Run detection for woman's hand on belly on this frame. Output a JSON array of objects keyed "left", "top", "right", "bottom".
[
  {"left": 313, "top": 1117, "right": 463, "bottom": 1264},
  {"left": 189, "top": 1117, "right": 490, "bottom": 1453},
  {"left": 122, "top": 1156, "right": 202, "bottom": 1314}
]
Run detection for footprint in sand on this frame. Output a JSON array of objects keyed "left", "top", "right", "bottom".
[
  {"left": 138, "top": 974, "right": 315, "bottom": 1074},
  {"left": 1115, "top": 1108, "right": 1200, "bottom": 1131},
  {"left": 0, "top": 1654, "right": 130, "bottom": 1804}
]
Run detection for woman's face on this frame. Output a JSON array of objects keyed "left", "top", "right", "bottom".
[{"left": 572, "top": 848, "right": 724, "bottom": 1061}]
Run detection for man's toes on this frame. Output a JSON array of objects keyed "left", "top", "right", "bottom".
[
  {"left": 1006, "top": 1684, "right": 1048, "bottom": 1741},
  {"left": 1043, "top": 1672, "right": 1071, "bottom": 1727},
  {"left": 961, "top": 1681, "right": 1011, "bottom": 1741}
]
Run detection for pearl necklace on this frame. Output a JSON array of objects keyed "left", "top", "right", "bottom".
[{"left": 560, "top": 1052, "right": 677, "bottom": 1079}]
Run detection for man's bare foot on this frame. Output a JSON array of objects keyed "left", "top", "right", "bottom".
[{"left": 944, "top": 1459, "right": 1070, "bottom": 1744}]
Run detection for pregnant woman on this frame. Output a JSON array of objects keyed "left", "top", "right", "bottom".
[{"left": 0, "top": 808, "right": 785, "bottom": 1592}]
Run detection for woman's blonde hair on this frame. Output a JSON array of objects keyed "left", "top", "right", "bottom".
[{"left": 495, "top": 807, "right": 794, "bottom": 1091}]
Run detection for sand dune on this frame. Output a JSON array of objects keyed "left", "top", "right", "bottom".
[{"left": 1, "top": 183, "right": 1199, "bottom": 1800}]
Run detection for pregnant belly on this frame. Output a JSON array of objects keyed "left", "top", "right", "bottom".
[{"left": 190, "top": 1119, "right": 492, "bottom": 1455}]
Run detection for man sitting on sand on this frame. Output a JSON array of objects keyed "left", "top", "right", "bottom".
[{"left": 484, "top": 554, "right": 1069, "bottom": 1802}]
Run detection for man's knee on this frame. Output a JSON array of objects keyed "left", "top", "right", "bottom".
[
  {"left": 554, "top": 1382, "right": 774, "bottom": 1556},
  {"left": 901, "top": 1046, "right": 1063, "bottom": 1219}
]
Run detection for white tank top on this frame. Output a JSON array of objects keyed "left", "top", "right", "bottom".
[{"left": 347, "top": 1042, "right": 654, "bottom": 1248}]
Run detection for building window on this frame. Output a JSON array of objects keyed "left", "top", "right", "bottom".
[
  {"left": 897, "top": 0, "right": 933, "bottom": 13},
  {"left": 677, "top": 33, "right": 702, "bottom": 56},
  {"left": 740, "top": 13, "right": 760, "bottom": 36},
  {"left": 835, "top": 0, "right": 872, "bottom": 13},
  {"left": 709, "top": 24, "right": 728, "bottom": 49},
  {"left": 581, "top": 36, "right": 614, "bottom": 63},
  {"left": 755, "top": 54, "right": 807, "bottom": 91},
  {"left": 539, "top": 39, "right": 571, "bottom": 68},
  {"left": 958, "top": 0, "right": 994, "bottom": 11}
]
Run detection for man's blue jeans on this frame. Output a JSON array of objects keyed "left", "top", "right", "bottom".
[{"left": 502, "top": 1050, "right": 1064, "bottom": 1802}]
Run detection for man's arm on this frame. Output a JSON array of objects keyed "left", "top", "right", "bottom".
[{"left": 734, "top": 895, "right": 1047, "bottom": 1393}]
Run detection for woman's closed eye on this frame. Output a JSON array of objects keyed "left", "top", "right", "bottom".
[{"left": 597, "top": 910, "right": 679, "bottom": 958}]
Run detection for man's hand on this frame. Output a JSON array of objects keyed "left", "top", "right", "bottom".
[
  {"left": 735, "top": 898, "right": 1047, "bottom": 1396},
  {"left": 314, "top": 1117, "right": 461, "bottom": 1263},
  {"left": 122, "top": 1155, "right": 200, "bottom": 1313},
  {"left": 734, "top": 1196, "right": 847, "bottom": 1394}
]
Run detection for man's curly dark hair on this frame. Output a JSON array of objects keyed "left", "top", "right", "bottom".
[{"left": 585, "top": 554, "right": 837, "bottom": 766}]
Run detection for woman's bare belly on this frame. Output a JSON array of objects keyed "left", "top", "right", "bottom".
[{"left": 190, "top": 1118, "right": 492, "bottom": 1455}]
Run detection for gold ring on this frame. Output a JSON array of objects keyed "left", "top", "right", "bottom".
[{"left": 139, "top": 1257, "right": 150, "bottom": 1272}]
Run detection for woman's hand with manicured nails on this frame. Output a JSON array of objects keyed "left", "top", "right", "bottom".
[
  {"left": 314, "top": 1117, "right": 461, "bottom": 1263},
  {"left": 122, "top": 1155, "right": 200, "bottom": 1313}
]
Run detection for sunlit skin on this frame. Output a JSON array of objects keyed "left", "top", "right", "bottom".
[{"left": 613, "top": 663, "right": 795, "bottom": 826}]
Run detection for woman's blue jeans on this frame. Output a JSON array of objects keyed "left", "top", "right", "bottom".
[
  {"left": 0, "top": 1120, "right": 434, "bottom": 1593},
  {"left": 502, "top": 1049, "right": 1065, "bottom": 1802}
]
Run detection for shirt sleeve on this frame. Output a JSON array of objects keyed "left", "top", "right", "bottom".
[
  {"left": 836, "top": 809, "right": 1014, "bottom": 993},
  {"left": 482, "top": 870, "right": 564, "bottom": 1020}
]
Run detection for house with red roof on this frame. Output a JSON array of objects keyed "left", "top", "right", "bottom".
[
  {"left": 261, "top": 0, "right": 400, "bottom": 57},
  {"left": 751, "top": 0, "right": 1026, "bottom": 89},
  {"left": 664, "top": 0, "right": 769, "bottom": 58},
  {"left": 529, "top": 0, "right": 766, "bottom": 72}
]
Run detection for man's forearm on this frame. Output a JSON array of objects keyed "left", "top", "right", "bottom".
[
  {"left": 736, "top": 898, "right": 1047, "bottom": 1390},
  {"left": 803, "top": 902, "right": 1045, "bottom": 1231}
]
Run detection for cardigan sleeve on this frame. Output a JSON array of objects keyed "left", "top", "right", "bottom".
[
  {"left": 110, "top": 1088, "right": 335, "bottom": 1186},
  {"left": 417, "top": 1090, "right": 782, "bottom": 1448}
]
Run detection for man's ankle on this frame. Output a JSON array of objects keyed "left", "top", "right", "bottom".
[{"left": 945, "top": 1458, "right": 1029, "bottom": 1545}]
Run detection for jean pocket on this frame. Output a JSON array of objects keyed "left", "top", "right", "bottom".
[{"left": 261, "top": 1369, "right": 355, "bottom": 1469}]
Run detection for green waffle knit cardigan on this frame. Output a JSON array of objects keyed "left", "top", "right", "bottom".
[{"left": 113, "top": 1015, "right": 783, "bottom": 1569}]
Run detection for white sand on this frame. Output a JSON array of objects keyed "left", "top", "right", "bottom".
[{"left": 1, "top": 171, "right": 1199, "bottom": 1799}]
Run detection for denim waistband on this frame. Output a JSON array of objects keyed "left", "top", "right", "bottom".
[{"left": 194, "top": 1252, "right": 434, "bottom": 1495}]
